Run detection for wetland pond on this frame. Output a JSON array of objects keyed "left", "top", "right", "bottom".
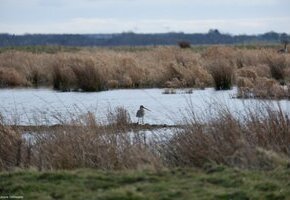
[{"left": 0, "top": 87, "right": 290, "bottom": 125}]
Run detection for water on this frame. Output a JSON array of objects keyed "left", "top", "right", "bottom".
[{"left": 0, "top": 87, "right": 290, "bottom": 125}]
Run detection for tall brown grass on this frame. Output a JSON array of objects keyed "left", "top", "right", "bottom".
[
  {"left": 107, "top": 106, "right": 132, "bottom": 126},
  {"left": 161, "top": 103, "right": 290, "bottom": 169},
  {"left": 265, "top": 53, "right": 287, "bottom": 81},
  {"left": 14, "top": 112, "right": 159, "bottom": 170},
  {"left": 1, "top": 103, "right": 289, "bottom": 171},
  {"left": 0, "top": 68, "right": 27, "bottom": 87},
  {"left": 206, "top": 58, "right": 235, "bottom": 90},
  {"left": 0, "top": 46, "right": 289, "bottom": 95},
  {"left": 70, "top": 57, "right": 104, "bottom": 92},
  {"left": 0, "top": 120, "right": 22, "bottom": 170},
  {"left": 52, "top": 56, "right": 76, "bottom": 91}
]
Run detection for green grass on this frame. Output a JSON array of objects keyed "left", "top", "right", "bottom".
[
  {"left": 1, "top": 166, "right": 290, "bottom": 200},
  {"left": 0, "top": 46, "right": 81, "bottom": 54},
  {"left": 0, "top": 43, "right": 281, "bottom": 54}
]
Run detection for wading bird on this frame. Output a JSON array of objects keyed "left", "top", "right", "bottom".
[
  {"left": 136, "top": 105, "right": 150, "bottom": 124},
  {"left": 277, "top": 42, "right": 288, "bottom": 53}
]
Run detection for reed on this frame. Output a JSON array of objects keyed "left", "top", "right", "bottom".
[
  {"left": 0, "top": 46, "right": 289, "bottom": 96},
  {"left": 0, "top": 108, "right": 161, "bottom": 171},
  {"left": 162, "top": 103, "right": 290, "bottom": 169},
  {"left": 51, "top": 57, "right": 76, "bottom": 91},
  {"left": 0, "top": 68, "right": 27, "bottom": 87},
  {"left": 207, "top": 58, "right": 235, "bottom": 90},
  {"left": 70, "top": 57, "right": 104, "bottom": 92},
  {"left": 0, "top": 121, "right": 22, "bottom": 170},
  {"left": 266, "top": 54, "right": 287, "bottom": 81},
  {"left": 1, "top": 102, "right": 289, "bottom": 171}
]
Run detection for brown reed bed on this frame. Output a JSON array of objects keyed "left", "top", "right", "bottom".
[
  {"left": 160, "top": 102, "right": 290, "bottom": 170},
  {"left": 0, "top": 107, "right": 162, "bottom": 171},
  {"left": 0, "top": 102, "right": 289, "bottom": 171},
  {"left": 0, "top": 46, "right": 289, "bottom": 95}
]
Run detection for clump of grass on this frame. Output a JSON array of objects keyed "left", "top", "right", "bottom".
[
  {"left": 0, "top": 68, "right": 27, "bottom": 87},
  {"left": 266, "top": 54, "right": 287, "bottom": 81},
  {"left": 207, "top": 58, "right": 235, "bottom": 90},
  {"left": 0, "top": 120, "right": 22, "bottom": 170},
  {"left": 26, "top": 63, "right": 50, "bottom": 88},
  {"left": 70, "top": 57, "right": 104, "bottom": 92},
  {"left": 237, "top": 67, "right": 257, "bottom": 81},
  {"left": 162, "top": 103, "right": 290, "bottom": 169},
  {"left": 237, "top": 76, "right": 288, "bottom": 99},
  {"left": 51, "top": 56, "right": 76, "bottom": 91},
  {"left": 253, "top": 77, "right": 286, "bottom": 99},
  {"left": 118, "top": 56, "right": 144, "bottom": 88},
  {"left": 202, "top": 47, "right": 236, "bottom": 90},
  {"left": 51, "top": 55, "right": 105, "bottom": 92},
  {"left": 107, "top": 106, "right": 132, "bottom": 126}
]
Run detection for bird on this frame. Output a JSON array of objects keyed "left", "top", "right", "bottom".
[
  {"left": 136, "top": 105, "right": 150, "bottom": 124},
  {"left": 277, "top": 42, "right": 288, "bottom": 54}
]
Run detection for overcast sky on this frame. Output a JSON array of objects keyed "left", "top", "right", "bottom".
[{"left": 0, "top": 0, "right": 289, "bottom": 35}]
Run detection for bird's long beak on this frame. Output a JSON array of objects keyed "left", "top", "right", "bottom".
[{"left": 143, "top": 107, "right": 151, "bottom": 111}]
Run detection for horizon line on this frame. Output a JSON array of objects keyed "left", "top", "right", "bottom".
[{"left": 1, "top": 30, "right": 289, "bottom": 36}]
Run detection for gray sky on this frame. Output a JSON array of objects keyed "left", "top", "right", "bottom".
[{"left": 0, "top": 0, "right": 289, "bottom": 34}]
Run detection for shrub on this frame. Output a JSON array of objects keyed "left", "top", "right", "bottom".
[{"left": 178, "top": 41, "right": 191, "bottom": 49}]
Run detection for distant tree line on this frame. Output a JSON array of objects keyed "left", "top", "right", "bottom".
[{"left": 0, "top": 29, "right": 289, "bottom": 47}]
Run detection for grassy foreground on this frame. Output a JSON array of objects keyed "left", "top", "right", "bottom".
[{"left": 1, "top": 166, "right": 290, "bottom": 200}]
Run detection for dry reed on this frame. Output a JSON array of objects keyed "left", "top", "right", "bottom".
[
  {"left": 161, "top": 103, "right": 290, "bottom": 169},
  {"left": 1, "top": 102, "right": 290, "bottom": 171},
  {"left": 0, "top": 46, "right": 289, "bottom": 94}
]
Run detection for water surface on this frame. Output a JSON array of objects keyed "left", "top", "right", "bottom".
[{"left": 1, "top": 87, "right": 289, "bottom": 125}]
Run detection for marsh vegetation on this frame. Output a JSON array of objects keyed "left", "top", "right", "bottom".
[
  {"left": 0, "top": 45, "right": 289, "bottom": 99},
  {"left": 1, "top": 45, "right": 290, "bottom": 199},
  {"left": 1, "top": 102, "right": 290, "bottom": 199},
  {"left": 1, "top": 102, "right": 290, "bottom": 171}
]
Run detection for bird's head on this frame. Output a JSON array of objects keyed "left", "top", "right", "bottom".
[{"left": 140, "top": 105, "right": 150, "bottom": 111}]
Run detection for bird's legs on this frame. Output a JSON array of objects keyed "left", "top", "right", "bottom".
[{"left": 137, "top": 117, "right": 144, "bottom": 125}]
